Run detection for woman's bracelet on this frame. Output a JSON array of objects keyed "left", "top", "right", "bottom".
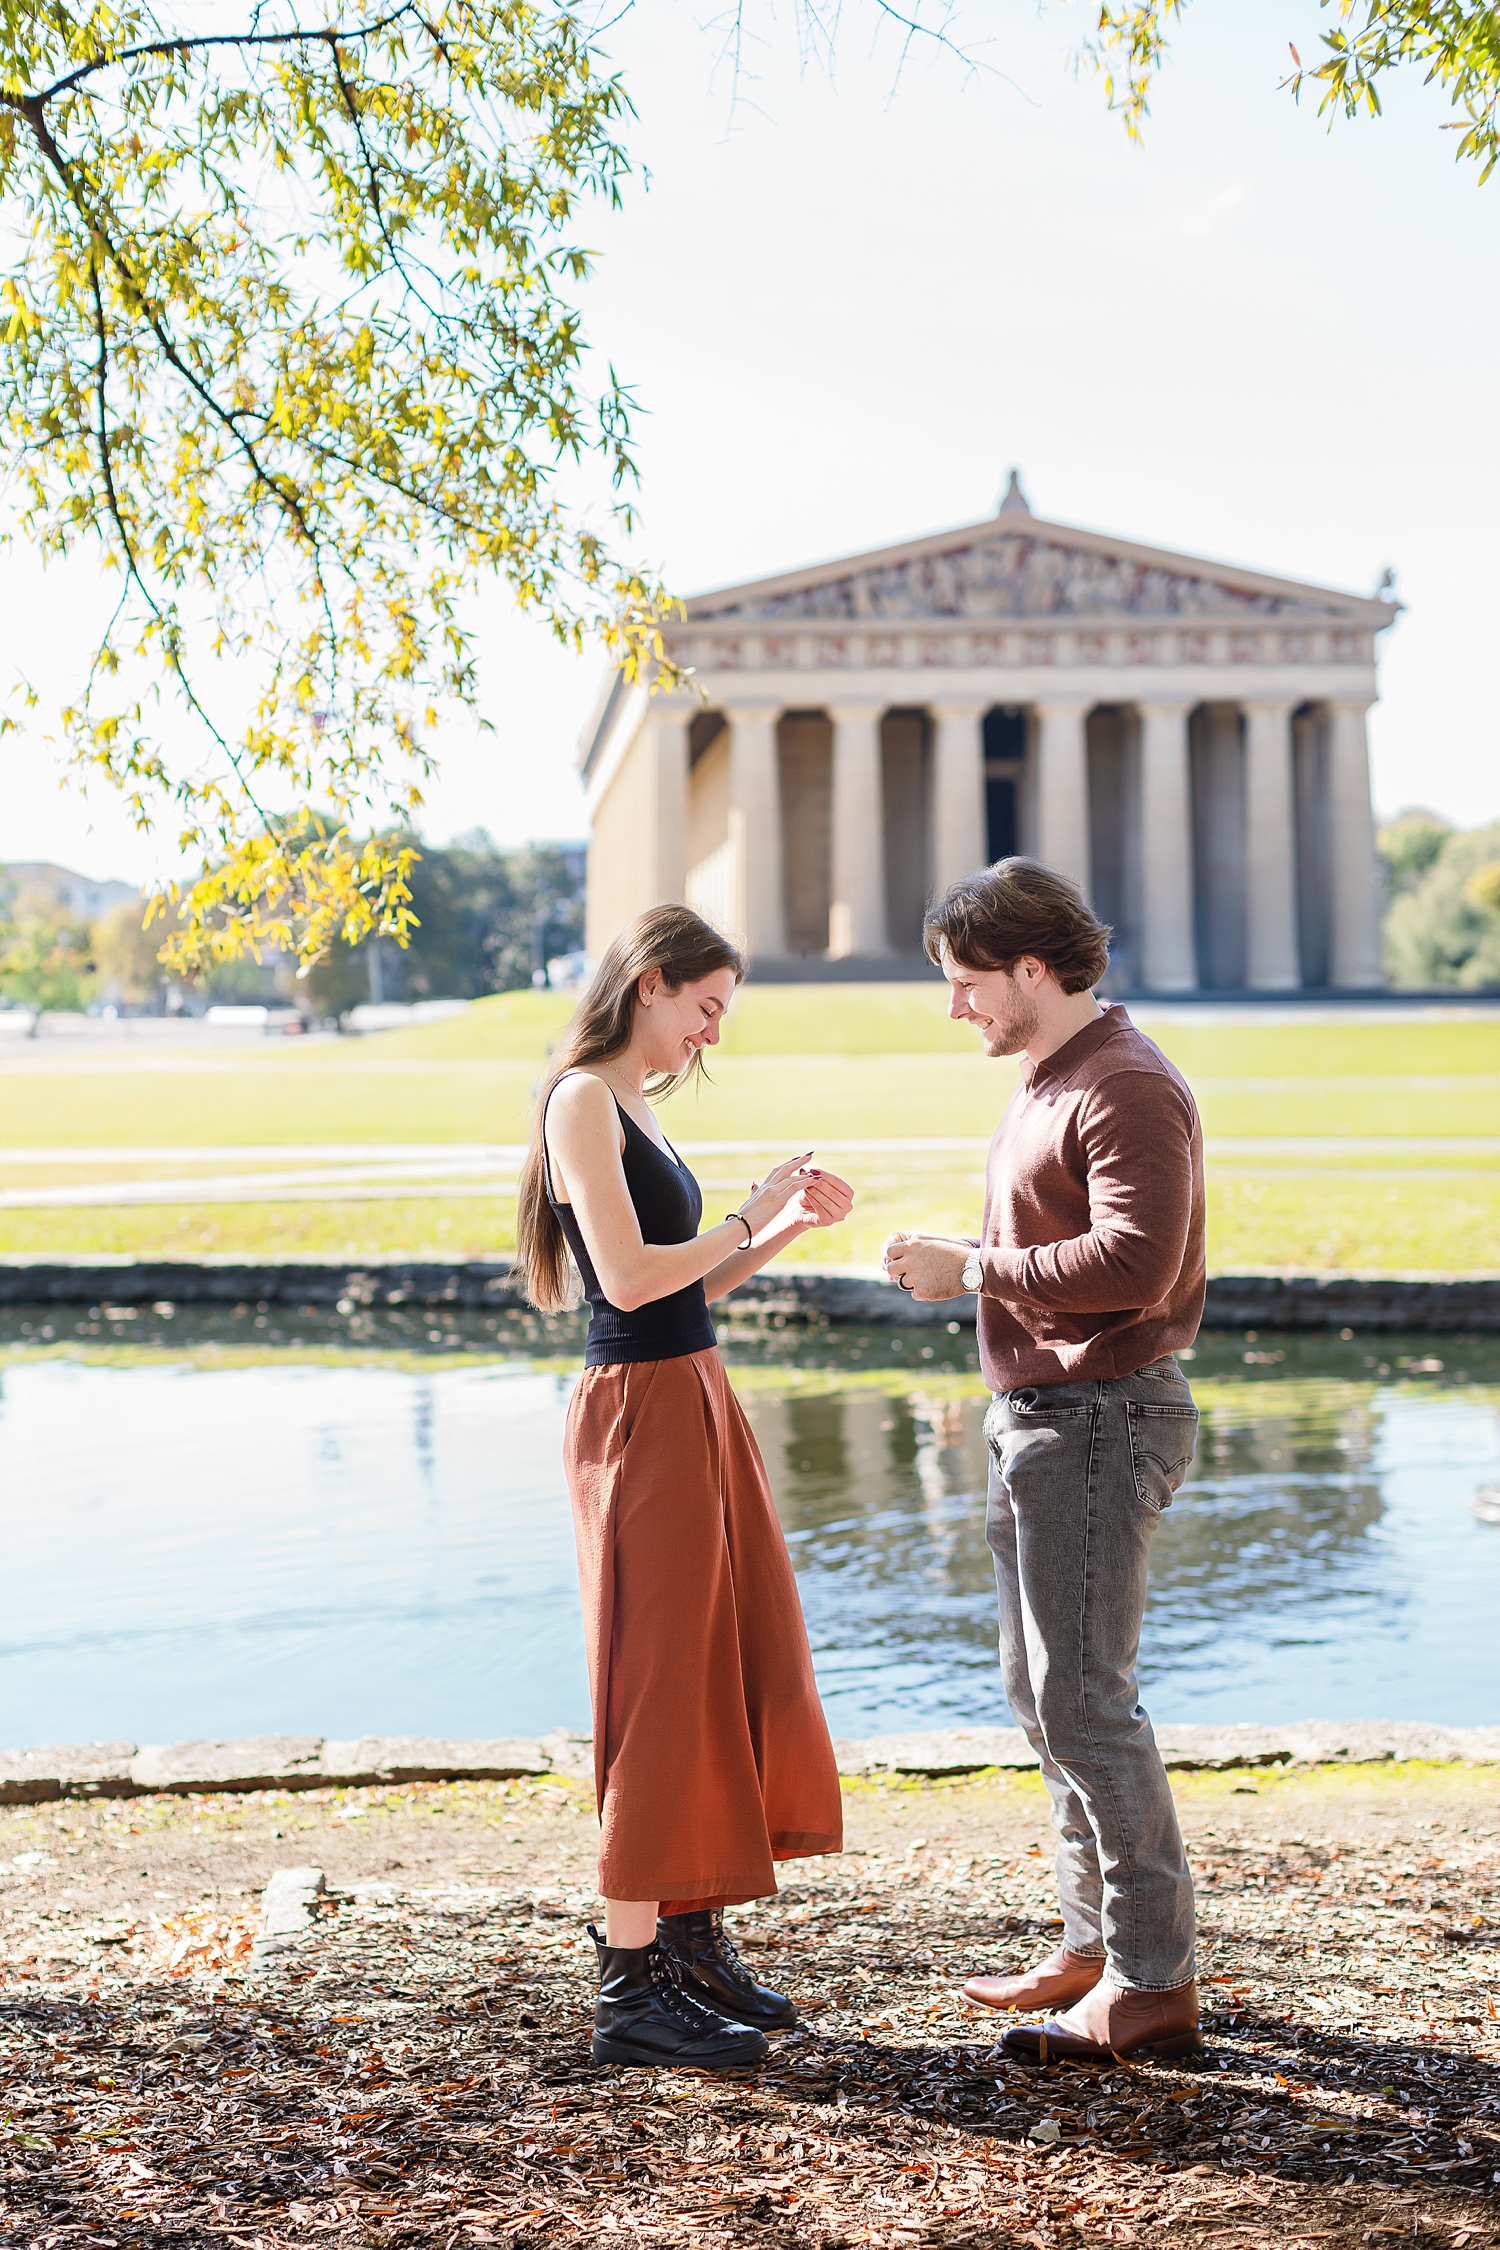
[{"left": 724, "top": 1211, "right": 753, "bottom": 1248}]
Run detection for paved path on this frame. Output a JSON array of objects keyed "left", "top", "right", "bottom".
[{"left": 1, "top": 1135, "right": 1497, "bottom": 1208}]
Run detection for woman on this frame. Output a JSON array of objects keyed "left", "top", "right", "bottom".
[{"left": 516, "top": 904, "right": 853, "bottom": 2071}]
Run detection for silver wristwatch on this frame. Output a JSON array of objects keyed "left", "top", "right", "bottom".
[{"left": 961, "top": 1249, "right": 983, "bottom": 1293}]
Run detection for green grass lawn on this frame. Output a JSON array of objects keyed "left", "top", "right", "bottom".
[
  {"left": 6, "top": 1170, "right": 1494, "bottom": 1275},
  {"left": 0, "top": 1199, "right": 523, "bottom": 1264},
  {"left": 0, "top": 1055, "right": 546, "bottom": 1148},
  {"left": 2, "top": 987, "right": 1496, "bottom": 1272}
]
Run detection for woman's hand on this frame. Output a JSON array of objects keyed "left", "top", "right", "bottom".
[
  {"left": 737, "top": 1152, "right": 821, "bottom": 1236},
  {"left": 701, "top": 1157, "right": 854, "bottom": 1303},
  {"left": 788, "top": 1168, "right": 854, "bottom": 1231}
]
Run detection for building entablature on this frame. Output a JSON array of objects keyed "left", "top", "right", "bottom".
[
  {"left": 664, "top": 622, "right": 1384, "bottom": 677},
  {"left": 646, "top": 662, "right": 1380, "bottom": 724}
]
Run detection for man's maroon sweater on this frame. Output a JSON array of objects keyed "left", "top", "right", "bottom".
[{"left": 973, "top": 1004, "right": 1206, "bottom": 1390}]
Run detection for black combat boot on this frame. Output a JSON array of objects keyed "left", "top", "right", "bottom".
[
  {"left": 656, "top": 1909, "right": 798, "bottom": 2030},
  {"left": 588, "top": 1925, "right": 768, "bottom": 2070}
]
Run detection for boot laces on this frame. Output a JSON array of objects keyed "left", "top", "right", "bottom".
[
  {"left": 706, "top": 1911, "right": 748, "bottom": 1974},
  {"left": 650, "top": 1946, "right": 734, "bottom": 2035}
]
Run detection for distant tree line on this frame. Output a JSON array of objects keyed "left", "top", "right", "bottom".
[
  {"left": 0, "top": 834, "right": 586, "bottom": 1022},
  {"left": 1378, "top": 811, "right": 1500, "bottom": 990},
  {"left": 295, "top": 836, "right": 585, "bottom": 1016},
  {"left": 9, "top": 815, "right": 1500, "bottom": 1011}
]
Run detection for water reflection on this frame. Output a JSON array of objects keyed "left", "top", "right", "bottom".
[
  {"left": 747, "top": 1389, "right": 998, "bottom": 1726},
  {"left": 0, "top": 1310, "right": 1497, "bottom": 1743},
  {"left": 743, "top": 1368, "right": 1500, "bottom": 1732},
  {"left": 1144, "top": 1388, "right": 1393, "bottom": 1690}
]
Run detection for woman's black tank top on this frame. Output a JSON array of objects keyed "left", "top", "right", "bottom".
[{"left": 543, "top": 1079, "right": 718, "bottom": 1368}]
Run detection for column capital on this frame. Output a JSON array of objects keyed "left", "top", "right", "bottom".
[
  {"left": 1032, "top": 695, "right": 1091, "bottom": 716},
  {"left": 1132, "top": 693, "right": 1198, "bottom": 716},
  {"left": 1325, "top": 693, "right": 1377, "bottom": 716},
  {"left": 926, "top": 697, "right": 988, "bottom": 720},
  {"left": 1239, "top": 694, "right": 1300, "bottom": 717},
  {"left": 825, "top": 701, "right": 887, "bottom": 724}
]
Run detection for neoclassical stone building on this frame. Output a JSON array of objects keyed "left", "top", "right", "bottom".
[{"left": 580, "top": 478, "right": 1397, "bottom": 989}]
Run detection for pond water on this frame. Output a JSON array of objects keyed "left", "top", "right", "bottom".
[{"left": 2, "top": 1308, "right": 1499, "bottom": 1747}]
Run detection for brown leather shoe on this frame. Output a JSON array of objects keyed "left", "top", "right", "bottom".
[
  {"left": 999, "top": 1976, "right": 1202, "bottom": 2064},
  {"left": 963, "top": 1946, "right": 1106, "bottom": 2013}
]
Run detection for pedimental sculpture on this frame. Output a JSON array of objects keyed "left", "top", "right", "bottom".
[{"left": 579, "top": 476, "right": 1397, "bottom": 990}]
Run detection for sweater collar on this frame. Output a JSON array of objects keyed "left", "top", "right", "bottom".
[{"left": 1021, "top": 1002, "right": 1131, "bottom": 1092}]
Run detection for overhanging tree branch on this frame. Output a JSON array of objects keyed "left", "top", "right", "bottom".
[
  {"left": 0, "top": 1, "right": 673, "bottom": 973},
  {"left": 1087, "top": 0, "right": 1500, "bottom": 175},
  {"left": 4, "top": 3, "right": 425, "bottom": 110}
]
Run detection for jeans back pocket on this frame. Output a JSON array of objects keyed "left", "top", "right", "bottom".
[{"left": 1126, "top": 1398, "right": 1198, "bottom": 1514}]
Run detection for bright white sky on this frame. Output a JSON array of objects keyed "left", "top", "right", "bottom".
[{"left": 3, "top": 0, "right": 1497, "bottom": 888}]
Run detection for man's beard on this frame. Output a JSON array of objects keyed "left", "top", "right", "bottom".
[{"left": 981, "top": 994, "right": 1040, "bottom": 1056}]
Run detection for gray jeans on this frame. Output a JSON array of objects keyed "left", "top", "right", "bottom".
[{"left": 984, "top": 1356, "right": 1198, "bottom": 1991}]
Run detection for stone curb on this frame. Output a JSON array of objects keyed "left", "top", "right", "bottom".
[
  {"left": 0, "top": 1730, "right": 594, "bottom": 1805},
  {"left": 3, "top": 1722, "right": 1497, "bottom": 1805},
  {"left": 833, "top": 1722, "right": 1500, "bottom": 1775},
  {"left": 2, "top": 1260, "right": 1499, "bottom": 1329}
]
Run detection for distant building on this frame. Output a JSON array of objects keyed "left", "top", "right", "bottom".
[
  {"left": 1, "top": 862, "right": 138, "bottom": 920},
  {"left": 578, "top": 477, "right": 1397, "bottom": 989}
]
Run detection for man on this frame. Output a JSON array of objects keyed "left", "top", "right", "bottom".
[{"left": 883, "top": 858, "right": 1206, "bottom": 2064}]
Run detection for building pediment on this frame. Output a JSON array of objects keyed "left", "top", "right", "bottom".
[{"left": 687, "top": 509, "right": 1393, "bottom": 629}]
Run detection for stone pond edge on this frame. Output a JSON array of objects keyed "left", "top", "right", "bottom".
[
  {"left": 3, "top": 1261, "right": 1500, "bottom": 1330},
  {"left": 4, "top": 1722, "right": 1500, "bottom": 1806}
]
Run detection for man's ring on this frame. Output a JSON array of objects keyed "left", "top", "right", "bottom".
[{"left": 898, "top": 1275, "right": 913, "bottom": 1291}]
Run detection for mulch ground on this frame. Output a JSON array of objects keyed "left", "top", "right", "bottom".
[{"left": 1, "top": 1763, "right": 1497, "bottom": 2249}]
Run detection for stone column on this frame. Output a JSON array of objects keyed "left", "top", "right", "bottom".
[
  {"left": 1034, "top": 701, "right": 1091, "bottom": 895},
  {"left": 643, "top": 712, "right": 689, "bottom": 903},
  {"left": 1137, "top": 700, "right": 1197, "bottom": 992},
  {"left": 828, "top": 704, "right": 888, "bottom": 957},
  {"left": 1243, "top": 699, "right": 1300, "bottom": 990},
  {"left": 1328, "top": 698, "right": 1382, "bottom": 988},
  {"left": 929, "top": 702, "right": 988, "bottom": 896},
  {"left": 726, "top": 708, "right": 786, "bottom": 959}
]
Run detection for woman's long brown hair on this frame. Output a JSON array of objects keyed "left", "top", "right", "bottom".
[{"left": 515, "top": 903, "right": 746, "bottom": 1311}]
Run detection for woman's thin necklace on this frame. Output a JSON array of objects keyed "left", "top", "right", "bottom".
[
  {"left": 595, "top": 1059, "right": 676, "bottom": 1158},
  {"left": 596, "top": 1059, "right": 644, "bottom": 1106}
]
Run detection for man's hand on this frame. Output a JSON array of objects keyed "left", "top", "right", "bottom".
[{"left": 881, "top": 1232, "right": 972, "bottom": 1302}]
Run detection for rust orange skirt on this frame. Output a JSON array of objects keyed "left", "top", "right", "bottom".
[{"left": 564, "top": 1346, "right": 842, "bottom": 1911}]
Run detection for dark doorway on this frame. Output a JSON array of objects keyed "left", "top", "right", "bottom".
[
  {"left": 1189, "top": 703, "right": 1248, "bottom": 990},
  {"left": 986, "top": 776, "right": 1017, "bottom": 862},
  {"left": 983, "top": 706, "right": 1027, "bottom": 863},
  {"left": 1293, "top": 704, "right": 1331, "bottom": 988},
  {"left": 1087, "top": 706, "right": 1141, "bottom": 990},
  {"left": 881, "top": 709, "right": 932, "bottom": 949},
  {"left": 777, "top": 712, "right": 833, "bottom": 956}
]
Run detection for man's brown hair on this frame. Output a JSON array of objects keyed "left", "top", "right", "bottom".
[{"left": 924, "top": 858, "right": 1112, "bottom": 994}]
